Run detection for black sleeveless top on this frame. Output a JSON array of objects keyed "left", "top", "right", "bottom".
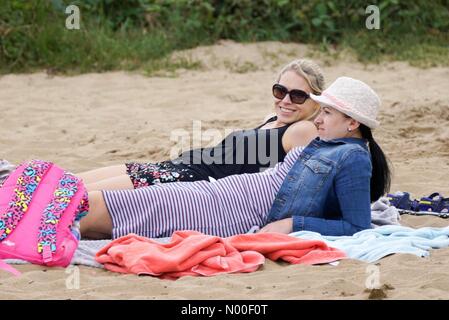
[{"left": 171, "top": 116, "right": 292, "bottom": 180}]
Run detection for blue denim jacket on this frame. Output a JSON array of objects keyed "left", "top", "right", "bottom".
[{"left": 267, "top": 137, "right": 372, "bottom": 236}]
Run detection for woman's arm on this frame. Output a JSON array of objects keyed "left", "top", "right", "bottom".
[{"left": 282, "top": 121, "right": 318, "bottom": 152}]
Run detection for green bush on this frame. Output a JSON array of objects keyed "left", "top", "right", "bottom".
[{"left": 0, "top": 0, "right": 447, "bottom": 73}]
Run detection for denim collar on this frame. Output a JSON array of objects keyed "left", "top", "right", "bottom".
[{"left": 315, "top": 137, "right": 368, "bottom": 150}]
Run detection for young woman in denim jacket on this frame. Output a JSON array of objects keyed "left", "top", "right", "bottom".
[
  {"left": 260, "top": 77, "right": 391, "bottom": 236},
  {"left": 82, "top": 77, "right": 391, "bottom": 239}
]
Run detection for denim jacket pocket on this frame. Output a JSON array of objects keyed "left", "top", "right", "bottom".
[
  {"left": 301, "top": 158, "right": 333, "bottom": 195},
  {"left": 304, "top": 159, "right": 332, "bottom": 174}
]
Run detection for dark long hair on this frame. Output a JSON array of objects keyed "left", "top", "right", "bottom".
[{"left": 359, "top": 125, "right": 392, "bottom": 202}]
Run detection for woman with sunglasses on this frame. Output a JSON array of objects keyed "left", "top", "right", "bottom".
[
  {"left": 81, "top": 77, "right": 391, "bottom": 239},
  {"left": 76, "top": 59, "right": 325, "bottom": 192}
]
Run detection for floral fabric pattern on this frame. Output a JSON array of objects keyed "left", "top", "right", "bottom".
[{"left": 125, "top": 161, "right": 201, "bottom": 188}]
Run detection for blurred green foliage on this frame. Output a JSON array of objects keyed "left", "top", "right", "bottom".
[{"left": 0, "top": 0, "right": 448, "bottom": 73}]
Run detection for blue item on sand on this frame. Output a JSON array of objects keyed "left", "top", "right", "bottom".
[
  {"left": 386, "top": 192, "right": 419, "bottom": 211},
  {"left": 388, "top": 191, "right": 449, "bottom": 219},
  {"left": 416, "top": 193, "right": 449, "bottom": 218}
]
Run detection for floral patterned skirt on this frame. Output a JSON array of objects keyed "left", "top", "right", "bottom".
[{"left": 125, "top": 161, "right": 204, "bottom": 189}]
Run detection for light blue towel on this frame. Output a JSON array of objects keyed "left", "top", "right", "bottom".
[{"left": 290, "top": 225, "right": 449, "bottom": 263}]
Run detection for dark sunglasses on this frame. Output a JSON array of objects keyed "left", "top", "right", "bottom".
[{"left": 272, "top": 84, "right": 310, "bottom": 104}]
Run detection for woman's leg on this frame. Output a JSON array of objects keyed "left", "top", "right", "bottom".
[
  {"left": 77, "top": 164, "right": 127, "bottom": 185},
  {"left": 93, "top": 174, "right": 268, "bottom": 239},
  {"left": 80, "top": 191, "right": 113, "bottom": 239},
  {"left": 77, "top": 164, "right": 134, "bottom": 191},
  {"left": 84, "top": 174, "right": 134, "bottom": 192}
]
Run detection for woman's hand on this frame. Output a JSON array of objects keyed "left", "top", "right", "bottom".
[{"left": 258, "top": 218, "right": 293, "bottom": 234}]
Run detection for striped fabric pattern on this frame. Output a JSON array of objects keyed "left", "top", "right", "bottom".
[{"left": 102, "top": 146, "right": 304, "bottom": 239}]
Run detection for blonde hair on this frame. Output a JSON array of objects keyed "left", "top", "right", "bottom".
[
  {"left": 274, "top": 59, "right": 325, "bottom": 121},
  {"left": 276, "top": 59, "right": 325, "bottom": 95}
]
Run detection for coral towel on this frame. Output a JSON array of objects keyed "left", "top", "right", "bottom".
[{"left": 95, "top": 230, "right": 346, "bottom": 279}]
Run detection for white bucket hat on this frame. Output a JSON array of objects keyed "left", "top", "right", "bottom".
[{"left": 310, "top": 76, "right": 380, "bottom": 129}]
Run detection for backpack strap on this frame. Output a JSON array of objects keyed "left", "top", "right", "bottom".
[
  {"left": 0, "top": 259, "right": 21, "bottom": 277},
  {"left": 37, "top": 172, "right": 80, "bottom": 262},
  {"left": 0, "top": 160, "right": 52, "bottom": 241}
]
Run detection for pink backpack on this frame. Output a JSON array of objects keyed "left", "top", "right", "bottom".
[{"left": 0, "top": 160, "right": 89, "bottom": 276}]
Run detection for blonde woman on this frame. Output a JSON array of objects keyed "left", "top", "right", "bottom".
[{"left": 78, "top": 59, "right": 325, "bottom": 191}]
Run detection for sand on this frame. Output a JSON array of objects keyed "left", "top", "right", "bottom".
[{"left": 0, "top": 41, "right": 448, "bottom": 299}]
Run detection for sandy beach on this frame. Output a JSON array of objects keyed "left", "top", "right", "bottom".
[{"left": 0, "top": 41, "right": 448, "bottom": 299}]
